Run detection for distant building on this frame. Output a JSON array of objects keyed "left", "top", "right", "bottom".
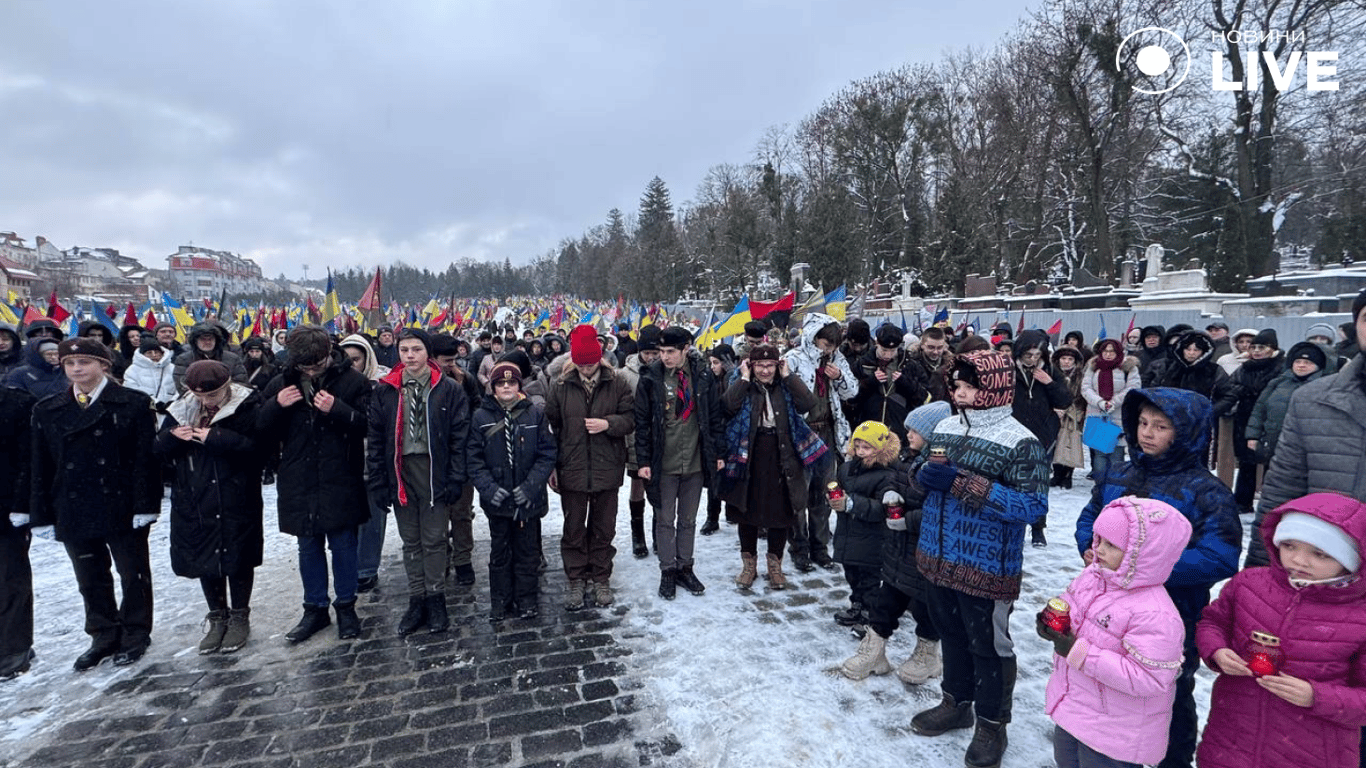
[
  {"left": 0, "top": 254, "right": 38, "bottom": 300},
  {"left": 166, "top": 246, "right": 267, "bottom": 300},
  {"left": 42, "top": 246, "right": 155, "bottom": 304}
]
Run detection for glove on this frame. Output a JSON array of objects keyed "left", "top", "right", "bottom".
[
  {"left": 32, "top": 525, "right": 55, "bottom": 541},
  {"left": 488, "top": 488, "right": 510, "bottom": 507},
  {"left": 8, "top": 513, "right": 30, "bottom": 528},
  {"left": 132, "top": 514, "right": 159, "bottom": 529},
  {"left": 1036, "top": 611, "right": 1077, "bottom": 658},
  {"left": 885, "top": 515, "right": 907, "bottom": 531},
  {"left": 881, "top": 490, "right": 904, "bottom": 506},
  {"left": 917, "top": 461, "right": 958, "bottom": 492},
  {"left": 512, "top": 486, "right": 531, "bottom": 507}
]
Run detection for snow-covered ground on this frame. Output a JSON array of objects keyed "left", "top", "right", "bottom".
[{"left": 2, "top": 476, "right": 1233, "bottom": 767}]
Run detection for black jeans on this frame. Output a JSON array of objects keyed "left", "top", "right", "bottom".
[
  {"left": 64, "top": 527, "right": 154, "bottom": 652},
  {"left": 0, "top": 529, "right": 33, "bottom": 658},
  {"left": 865, "top": 582, "right": 939, "bottom": 642},
  {"left": 841, "top": 564, "right": 881, "bottom": 608},
  {"left": 1159, "top": 586, "right": 1210, "bottom": 768},
  {"left": 487, "top": 516, "right": 542, "bottom": 611},
  {"left": 925, "top": 581, "right": 1016, "bottom": 722}
]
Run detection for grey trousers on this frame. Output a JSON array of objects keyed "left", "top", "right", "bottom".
[
  {"left": 393, "top": 455, "right": 450, "bottom": 596},
  {"left": 448, "top": 484, "right": 475, "bottom": 567},
  {"left": 792, "top": 459, "right": 835, "bottom": 557},
  {"left": 654, "top": 472, "right": 704, "bottom": 571}
]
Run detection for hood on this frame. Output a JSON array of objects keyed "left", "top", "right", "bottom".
[
  {"left": 0, "top": 323, "right": 20, "bottom": 361},
  {"left": 339, "top": 333, "right": 379, "bottom": 379},
  {"left": 1091, "top": 496, "right": 1193, "bottom": 590},
  {"left": 168, "top": 382, "right": 255, "bottom": 428},
  {"left": 799, "top": 312, "right": 841, "bottom": 350},
  {"left": 20, "top": 337, "right": 61, "bottom": 373},
  {"left": 1260, "top": 493, "right": 1366, "bottom": 602},
  {"left": 117, "top": 324, "right": 144, "bottom": 348},
  {"left": 132, "top": 348, "right": 172, "bottom": 370},
  {"left": 1121, "top": 387, "right": 1211, "bottom": 473},
  {"left": 1284, "top": 340, "right": 1338, "bottom": 376},
  {"left": 1161, "top": 324, "right": 1194, "bottom": 360},
  {"left": 187, "top": 321, "right": 227, "bottom": 348},
  {"left": 954, "top": 350, "right": 1014, "bottom": 409},
  {"left": 845, "top": 429, "right": 902, "bottom": 467},
  {"left": 1172, "top": 329, "right": 1215, "bottom": 370},
  {"left": 1014, "top": 328, "right": 1050, "bottom": 357},
  {"left": 22, "top": 317, "right": 66, "bottom": 341},
  {"left": 1139, "top": 324, "right": 1166, "bottom": 342},
  {"left": 77, "top": 320, "right": 115, "bottom": 346}
]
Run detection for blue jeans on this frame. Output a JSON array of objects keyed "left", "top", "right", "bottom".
[
  {"left": 1089, "top": 444, "right": 1125, "bottom": 483},
  {"left": 357, "top": 499, "right": 387, "bottom": 580},
  {"left": 297, "top": 527, "right": 359, "bottom": 607}
]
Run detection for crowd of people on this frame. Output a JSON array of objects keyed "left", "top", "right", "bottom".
[{"left": 1, "top": 288, "right": 1365, "bottom": 768}]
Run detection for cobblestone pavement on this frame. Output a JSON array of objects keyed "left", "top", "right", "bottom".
[{"left": 4, "top": 537, "right": 691, "bottom": 768}]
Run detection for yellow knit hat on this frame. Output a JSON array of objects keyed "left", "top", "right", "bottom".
[{"left": 850, "top": 420, "right": 891, "bottom": 450}]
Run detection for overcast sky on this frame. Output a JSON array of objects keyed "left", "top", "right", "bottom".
[{"left": 1, "top": 0, "right": 1036, "bottom": 280}]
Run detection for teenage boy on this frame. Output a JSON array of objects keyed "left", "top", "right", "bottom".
[
  {"left": 29, "top": 338, "right": 161, "bottom": 670},
  {"left": 908, "top": 350, "right": 1048, "bottom": 768},
  {"left": 635, "top": 327, "right": 726, "bottom": 599},
  {"left": 367, "top": 329, "right": 469, "bottom": 636},
  {"left": 1074, "top": 387, "right": 1242, "bottom": 768}
]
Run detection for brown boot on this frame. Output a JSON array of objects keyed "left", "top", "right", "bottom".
[
  {"left": 765, "top": 552, "right": 788, "bottom": 590},
  {"left": 735, "top": 553, "right": 758, "bottom": 589}
]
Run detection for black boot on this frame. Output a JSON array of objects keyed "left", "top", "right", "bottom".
[
  {"left": 676, "top": 566, "right": 706, "bottom": 595},
  {"left": 1050, "top": 464, "right": 1066, "bottom": 487},
  {"left": 335, "top": 601, "right": 361, "bottom": 640},
  {"left": 790, "top": 546, "right": 815, "bottom": 573},
  {"left": 285, "top": 604, "right": 332, "bottom": 644},
  {"left": 453, "top": 563, "right": 476, "bottom": 586},
  {"left": 910, "top": 692, "right": 975, "bottom": 736},
  {"left": 833, "top": 602, "right": 865, "bottom": 627},
  {"left": 965, "top": 717, "right": 1008, "bottom": 768},
  {"left": 1059, "top": 467, "right": 1073, "bottom": 489},
  {"left": 658, "top": 568, "right": 677, "bottom": 600},
  {"left": 1030, "top": 525, "right": 1047, "bottom": 548},
  {"left": 425, "top": 593, "right": 449, "bottom": 633},
  {"left": 700, "top": 496, "right": 721, "bottom": 535},
  {"left": 397, "top": 596, "right": 427, "bottom": 637},
  {"left": 629, "top": 499, "right": 649, "bottom": 558}
]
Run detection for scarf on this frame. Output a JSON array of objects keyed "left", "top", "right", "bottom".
[
  {"left": 815, "top": 354, "right": 830, "bottom": 398},
  {"left": 720, "top": 379, "right": 829, "bottom": 493},
  {"left": 1094, "top": 344, "right": 1122, "bottom": 401},
  {"left": 675, "top": 368, "right": 694, "bottom": 421}
]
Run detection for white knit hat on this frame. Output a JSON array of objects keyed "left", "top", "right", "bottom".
[{"left": 1273, "top": 512, "right": 1361, "bottom": 573}]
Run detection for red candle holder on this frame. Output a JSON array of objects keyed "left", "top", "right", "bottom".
[
  {"left": 1246, "top": 631, "right": 1283, "bottom": 677},
  {"left": 886, "top": 502, "right": 904, "bottom": 521},
  {"left": 1043, "top": 597, "right": 1071, "bottom": 634},
  {"left": 928, "top": 447, "right": 949, "bottom": 464},
  {"left": 826, "top": 481, "right": 844, "bottom": 502}
]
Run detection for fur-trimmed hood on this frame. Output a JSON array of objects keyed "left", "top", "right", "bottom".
[{"left": 844, "top": 430, "right": 902, "bottom": 466}]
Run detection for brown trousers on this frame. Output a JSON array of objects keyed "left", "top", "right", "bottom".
[{"left": 560, "top": 488, "right": 619, "bottom": 583}]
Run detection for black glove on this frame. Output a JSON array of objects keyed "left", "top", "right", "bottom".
[
  {"left": 488, "top": 488, "right": 510, "bottom": 507},
  {"left": 1036, "top": 611, "right": 1077, "bottom": 658},
  {"left": 916, "top": 461, "right": 958, "bottom": 492},
  {"left": 512, "top": 486, "right": 531, "bottom": 507}
]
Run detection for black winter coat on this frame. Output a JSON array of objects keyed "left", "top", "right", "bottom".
[
  {"left": 853, "top": 348, "right": 929, "bottom": 442},
  {"left": 0, "top": 387, "right": 34, "bottom": 532},
  {"left": 1012, "top": 362, "right": 1071, "bottom": 450},
  {"left": 832, "top": 457, "right": 897, "bottom": 568},
  {"left": 1228, "top": 353, "right": 1284, "bottom": 462},
  {"left": 3, "top": 342, "right": 67, "bottom": 400},
  {"left": 0, "top": 324, "right": 24, "bottom": 379},
  {"left": 1155, "top": 354, "right": 1237, "bottom": 418},
  {"left": 258, "top": 350, "right": 372, "bottom": 536},
  {"left": 172, "top": 323, "right": 249, "bottom": 394},
  {"left": 366, "top": 362, "right": 470, "bottom": 509},
  {"left": 30, "top": 381, "right": 161, "bottom": 541},
  {"left": 635, "top": 354, "right": 727, "bottom": 508},
  {"left": 883, "top": 452, "right": 933, "bottom": 599},
  {"left": 467, "top": 395, "right": 557, "bottom": 520},
  {"left": 156, "top": 385, "right": 264, "bottom": 578}
]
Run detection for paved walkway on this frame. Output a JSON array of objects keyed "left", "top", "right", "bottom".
[{"left": 7, "top": 538, "right": 689, "bottom": 768}]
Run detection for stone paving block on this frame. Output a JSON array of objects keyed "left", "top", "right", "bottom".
[
  {"left": 320, "top": 699, "right": 394, "bottom": 726},
  {"left": 181, "top": 719, "right": 248, "bottom": 745},
  {"left": 164, "top": 702, "right": 239, "bottom": 727},
  {"left": 478, "top": 691, "right": 535, "bottom": 717},
  {"left": 201, "top": 735, "right": 272, "bottom": 765},
  {"left": 532, "top": 685, "right": 581, "bottom": 708},
  {"left": 539, "top": 649, "right": 596, "bottom": 669},
  {"left": 349, "top": 712, "right": 410, "bottom": 741},
  {"left": 134, "top": 745, "right": 207, "bottom": 768},
  {"left": 416, "top": 664, "right": 478, "bottom": 688},
  {"left": 516, "top": 666, "right": 579, "bottom": 691},
  {"left": 581, "top": 660, "right": 627, "bottom": 680},
  {"left": 568, "top": 753, "right": 634, "bottom": 768},
  {"left": 264, "top": 724, "right": 351, "bottom": 755},
  {"left": 24, "top": 739, "right": 121, "bottom": 767},
  {"left": 583, "top": 717, "right": 634, "bottom": 747},
  {"left": 249, "top": 709, "right": 324, "bottom": 734},
  {"left": 521, "top": 728, "right": 583, "bottom": 760},
  {"left": 469, "top": 741, "right": 513, "bottom": 767},
  {"left": 137, "top": 672, "right": 206, "bottom": 692},
  {"left": 488, "top": 708, "right": 566, "bottom": 739},
  {"left": 113, "top": 730, "right": 186, "bottom": 756},
  {"left": 391, "top": 748, "right": 471, "bottom": 768},
  {"left": 295, "top": 744, "right": 368, "bottom": 768},
  {"left": 425, "top": 722, "right": 490, "bottom": 751},
  {"left": 237, "top": 696, "right": 301, "bottom": 717},
  {"left": 581, "top": 679, "right": 618, "bottom": 701},
  {"left": 407, "top": 703, "right": 478, "bottom": 729},
  {"left": 370, "top": 732, "right": 426, "bottom": 760}
]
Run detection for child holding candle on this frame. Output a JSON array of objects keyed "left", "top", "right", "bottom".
[
  {"left": 1195, "top": 492, "right": 1366, "bottom": 768},
  {"left": 1038, "top": 496, "right": 1191, "bottom": 767},
  {"left": 828, "top": 420, "right": 901, "bottom": 628}
]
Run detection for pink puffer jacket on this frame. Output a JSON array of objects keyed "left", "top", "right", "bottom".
[
  {"left": 1046, "top": 496, "right": 1191, "bottom": 765},
  {"left": 1196, "top": 492, "right": 1366, "bottom": 768}
]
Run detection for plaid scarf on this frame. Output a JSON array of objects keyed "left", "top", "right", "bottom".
[{"left": 720, "top": 379, "right": 829, "bottom": 493}]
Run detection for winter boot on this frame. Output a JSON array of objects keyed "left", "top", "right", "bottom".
[
  {"left": 833, "top": 602, "right": 865, "bottom": 627},
  {"left": 676, "top": 566, "right": 706, "bottom": 595},
  {"left": 700, "top": 497, "right": 721, "bottom": 535},
  {"left": 964, "top": 717, "right": 1008, "bottom": 768},
  {"left": 629, "top": 500, "right": 649, "bottom": 559},
  {"left": 1049, "top": 464, "right": 1066, "bottom": 487},
  {"left": 765, "top": 553, "right": 788, "bottom": 590},
  {"left": 565, "top": 579, "right": 587, "bottom": 611},
  {"left": 735, "top": 553, "right": 758, "bottom": 589},
  {"left": 790, "top": 545, "right": 815, "bottom": 573},
  {"left": 811, "top": 547, "right": 837, "bottom": 571},
  {"left": 658, "top": 568, "right": 677, "bottom": 600},
  {"left": 840, "top": 628, "right": 893, "bottom": 680},
  {"left": 198, "top": 610, "right": 229, "bottom": 655},
  {"left": 453, "top": 563, "right": 476, "bottom": 587},
  {"left": 593, "top": 581, "right": 614, "bottom": 607},
  {"left": 425, "top": 593, "right": 449, "bottom": 634},
  {"left": 1030, "top": 525, "right": 1047, "bottom": 548},
  {"left": 286, "top": 604, "right": 331, "bottom": 644},
  {"left": 397, "top": 596, "right": 427, "bottom": 637},
  {"left": 335, "top": 600, "right": 362, "bottom": 640},
  {"left": 896, "top": 638, "right": 942, "bottom": 685},
  {"left": 910, "top": 692, "right": 975, "bottom": 736},
  {"left": 220, "top": 608, "right": 251, "bottom": 653}
]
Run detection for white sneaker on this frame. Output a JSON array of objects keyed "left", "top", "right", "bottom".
[
  {"left": 840, "top": 627, "right": 893, "bottom": 680},
  {"left": 896, "top": 638, "right": 942, "bottom": 685}
]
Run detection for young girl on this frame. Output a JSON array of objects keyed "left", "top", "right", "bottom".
[
  {"left": 830, "top": 420, "right": 900, "bottom": 627},
  {"left": 1039, "top": 496, "right": 1191, "bottom": 768},
  {"left": 1196, "top": 492, "right": 1366, "bottom": 768}
]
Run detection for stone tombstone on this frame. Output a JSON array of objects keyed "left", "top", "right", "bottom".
[
  {"left": 963, "top": 273, "right": 997, "bottom": 298},
  {"left": 1142, "top": 244, "right": 1165, "bottom": 290}
]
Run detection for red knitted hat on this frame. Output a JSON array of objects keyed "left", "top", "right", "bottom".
[{"left": 569, "top": 324, "right": 602, "bottom": 365}]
